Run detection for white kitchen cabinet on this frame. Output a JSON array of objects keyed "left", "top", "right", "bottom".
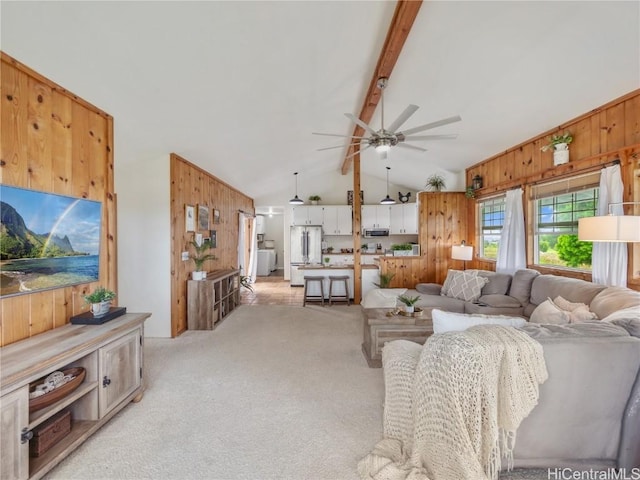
[
  {"left": 361, "top": 205, "right": 391, "bottom": 230},
  {"left": 322, "top": 206, "right": 352, "bottom": 235},
  {"left": 389, "top": 203, "right": 418, "bottom": 234},
  {"left": 0, "top": 313, "right": 149, "bottom": 480},
  {"left": 292, "top": 206, "right": 323, "bottom": 226},
  {"left": 255, "top": 215, "right": 265, "bottom": 234}
]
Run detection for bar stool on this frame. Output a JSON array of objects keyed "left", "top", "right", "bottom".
[
  {"left": 303, "top": 276, "right": 325, "bottom": 306},
  {"left": 328, "top": 275, "right": 350, "bottom": 306}
]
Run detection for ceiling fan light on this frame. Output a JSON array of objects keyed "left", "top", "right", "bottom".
[
  {"left": 380, "top": 195, "right": 396, "bottom": 205},
  {"left": 375, "top": 143, "right": 391, "bottom": 153}
]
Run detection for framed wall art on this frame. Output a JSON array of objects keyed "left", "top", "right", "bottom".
[
  {"left": 197, "top": 204, "right": 210, "bottom": 230},
  {"left": 347, "top": 190, "right": 364, "bottom": 206},
  {"left": 185, "top": 204, "right": 195, "bottom": 232}
]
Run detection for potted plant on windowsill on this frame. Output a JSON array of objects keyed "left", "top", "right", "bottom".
[
  {"left": 541, "top": 131, "right": 573, "bottom": 166},
  {"left": 83, "top": 286, "right": 116, "bottom": 317},
  {"left": 190, "top": 238, "right": 217, "bottom": 280},
  {"left": 398, "top": 294, "right": 421, "bottom": 314},
  {"left": 309, "top": 195, "right": 321, "bottom": 205}
]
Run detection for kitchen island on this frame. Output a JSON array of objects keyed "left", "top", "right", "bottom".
[{"left": 298, "top": 264, "right": 379, "bottom": 301}]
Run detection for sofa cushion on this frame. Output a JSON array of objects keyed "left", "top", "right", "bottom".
[
  {"left": 464, "top": 302, "right": 525, "bottom": 317},
  {"left": 477, "top": 294, "right": 522, "bottom": 308},
  {"left": 590, "top": 287, "right": 640, "bottom": 320},
  {"left": 529, "top": 275, "right": 606, "bottom": 309},
  {"left": 432, "top": 309, "right": 527, "bottom": 334},
  {"left": 508, "top": 269, "right": 540, "bottom": 307},
  {"left": 445, "top": 272, "right": 489, "bottom": 302},
  {"left": 611, "top": 318, "right": 640, "bottom": 338},
  {"left": 415, "top": 283, "right": 442, "bottom": 295},
  {"left": 530, "top": 298, "right": 570, "bottom": 325},
  {"left": 473, "top": 270, "right": 512, "bottom": 295},
  {"left": 412, "top": 293, "right": 465, "bottom": 313},
  {"left": 553, "top": 296, "right": 597, "bottom": 323}
]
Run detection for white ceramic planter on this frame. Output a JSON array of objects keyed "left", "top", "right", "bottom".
[
  {"left": 404, "top": 305, "right": 415, "bottom": 314},
  {"left": 192, "top": 271, "right": 207, "bottom": 281},
  {"left": 91, "top": 301, "right": 111, "bottom": 317},
  {"left": 553, "top": 143, "right": 570, "bottom": 166}
]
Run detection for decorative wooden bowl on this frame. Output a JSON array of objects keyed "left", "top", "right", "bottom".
[{"left": 29, "top": 367, "right": 86, "bottom": 413}]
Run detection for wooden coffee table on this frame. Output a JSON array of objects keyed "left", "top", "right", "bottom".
[{"left": 361, "top": 307, "right": 433, "bottom": 368}]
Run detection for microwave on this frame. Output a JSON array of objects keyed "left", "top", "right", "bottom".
[{"left": 363, "top": 228, "right": 389, "bottom": 238}]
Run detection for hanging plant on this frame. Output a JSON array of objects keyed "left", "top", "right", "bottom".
[
  {"left": 465, "top": 186, "right": 476, "bottom": 198},
  {"left": 425, "top": 174, "right": 446, "bottom": 192}
]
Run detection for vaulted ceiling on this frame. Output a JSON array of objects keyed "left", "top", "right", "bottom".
[{"left": 2, "top": 1, "right": 638, "bottom": 205}]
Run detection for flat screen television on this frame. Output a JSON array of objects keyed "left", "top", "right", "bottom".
[{"left": 0, "top": 185, "right": 102, "bottom": 298}]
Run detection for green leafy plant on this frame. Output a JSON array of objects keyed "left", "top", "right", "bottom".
[
  {"left": 390, "top": 243, "right": 413, "bottom": 251},
  {"left": 541, "top": 132, "right": 573, "bottom": 152},
  {"left": 397, "top": 294, "right": 421, "bottom": 307},
  {"left": 465, "top": 186, "right": 476, "bottom": 198},
  {"left": 190, "top": 239, "right": 217, "bottom": 271},
  {"left": 308, "top": 195, "right": 321, "bottom": 201},
  {"left": 83, "top": 286, "right": 116, "bottom": 304},
  {"left": 326, "top": 246, "right": 334, "bottom": 253},
  {"left": 373, "top": 272, "right": 395, "bottom": 288},
  {"left": 425, "top": 174, "right": 446, "bottom": 191}
]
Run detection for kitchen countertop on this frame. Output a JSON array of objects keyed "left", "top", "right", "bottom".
[{"left": 298, "top": 264, "right": 379, "bottom": 270}]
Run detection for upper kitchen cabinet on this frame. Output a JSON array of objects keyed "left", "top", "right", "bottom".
[
  {"left": 361, "top": 205, "right": 391, "bottom": 230},
  {"left": 389, "top": 203, "right": 418, "bottom": 235},
  {"left": 291, "top": 206, "right": 324, "bottom": 226},
  {"left": 322, "top": 206, "right": 352, "bottom": 235}
]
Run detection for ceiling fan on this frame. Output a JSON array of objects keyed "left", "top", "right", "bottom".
[{"left": 313, "top": 77, "right": 461, "bottom": 160}]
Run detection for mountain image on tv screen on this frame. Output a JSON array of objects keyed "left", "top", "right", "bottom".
[{"left": 0, "top": 185, "right": 102, "bottom": 298}]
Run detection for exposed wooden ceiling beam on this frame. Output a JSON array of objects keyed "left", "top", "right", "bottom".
[{"left": 341, "top": 0, "right": 423, "bottom": 175}]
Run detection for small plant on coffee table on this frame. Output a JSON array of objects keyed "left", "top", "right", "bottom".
[{"left": 398, "top": 294, "right": 421, "bottom": 313}]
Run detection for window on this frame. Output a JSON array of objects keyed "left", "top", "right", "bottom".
[
  {"left": 533, "top": 173, "right": 599, "bottom": 270},
  {"left": 478, "top": 196, "right": 505, "bottom": 260}
]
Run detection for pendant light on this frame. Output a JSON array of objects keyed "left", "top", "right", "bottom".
[
  {"left": 289, "top": 172, "right": 304, "bottom": 205},
  {"left": 380, "top": 166, "right": 396, "bottom": 205}
]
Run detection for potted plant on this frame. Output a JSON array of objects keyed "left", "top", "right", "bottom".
[
  {"left": 323, "top": 257, "right": 330, "bottom": 266},
  {"left": 373, "top": 272, "right": 395, "bottom": 289},
  {"left": 326, "top": 246, "right": 334, "bottom": 253},
  {"left": 398, "top": 294, "right": 421, "bottom": 314},
  {"left": 190, "top": 238, "right": 217, "bottom": 280},
  {"left": 309, "top": 195, "right": 321, "bottom": 205},
  {"left": 465, "top": 186, "right": 476, "bottom": 198},
  {"left": 391, "top": 243, "right": 413, "bottom": 256},
  {"left": 83, "top": 286, "right": 116, "bottom": 317},
  {"left": 541, "top": 131, "right": 573, "bottom": 166},
  {"left": 425, "top": 174, "right": 446, "bottom": 192}
]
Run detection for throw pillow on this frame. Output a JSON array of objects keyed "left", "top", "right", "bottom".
[
  {"left": 529, "top": 298, "right": 570, "bottom": 325},
  {"left": 432, "top": 308, "right": 527, "bottom": 334},
  {"left": 553, "top": 296, "right": 598, "bottom": 323},
  {"left": 445, "top": 272, "right": 489, "bottom": 302},
  {"left": 440, "top": 269, "right": 477, "bottom": 297}
]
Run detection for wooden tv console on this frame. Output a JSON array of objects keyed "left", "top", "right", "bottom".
[{"left": 0, "top": 313, "right": 150, "bottom": 480}]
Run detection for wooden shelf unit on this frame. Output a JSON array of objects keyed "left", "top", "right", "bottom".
[
  {"left": 0, "top": 313, "right": 150, "bottom": 480},
  {"left": 187, "top": 269, "right": 240, "bottom": 330}
]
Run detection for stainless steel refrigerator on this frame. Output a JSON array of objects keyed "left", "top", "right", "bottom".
[{"left": 290, "top": 225, "right": 322, "bottom": 286}]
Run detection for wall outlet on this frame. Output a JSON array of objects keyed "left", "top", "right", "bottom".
[{"left": 181, "top": 251, "right": 189, "bottom": 261}]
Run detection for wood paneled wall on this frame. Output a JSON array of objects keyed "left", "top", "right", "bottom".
[
  {"left": 0, "top": 52, "right": 116, "bottom": 346},
  {"left": 464, "top": 89, "right": 640, "bottom": 289},
  {"left": 169, "top": 154, "right": 254, "bottom": 337},
  {"left": 418, "top": 192, "right": 469, "bottom": 285}
]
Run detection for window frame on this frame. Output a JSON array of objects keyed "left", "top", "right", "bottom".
[{"left": 477, "top": 194, "right": 506, "bottom": 261}]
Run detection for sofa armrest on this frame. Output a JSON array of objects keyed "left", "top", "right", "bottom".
[
  {"left": 415, "top": 283, "right": 442, "bottom": 295},
  {"left": 476, "top": 294, "right": 522, "bottom": 308}
]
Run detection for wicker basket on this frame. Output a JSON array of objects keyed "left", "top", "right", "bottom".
[
  {"left": 29, "top": 367, "right": 86, "bottom": 413},
  {"left": 29, "top": 409, "right": 72, "bottom": 457}
]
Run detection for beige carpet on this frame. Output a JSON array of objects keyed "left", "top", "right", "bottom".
[{"left": 45, "top": 305, "right": 550, "bottom": 480}]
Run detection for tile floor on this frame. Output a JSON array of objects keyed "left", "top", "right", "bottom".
[{"left": 240, "top": 270, "right": 305, "bottom": 305}]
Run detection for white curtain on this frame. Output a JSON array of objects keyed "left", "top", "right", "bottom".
[
  {"left": 247, "top": 216, "right": 258, "bottom": 283},
  {"left": 237, "top": 213, "right": 258, "bottom": 284},
  {"left": 496, "top": 187, "right": 526, "bottom": 275},
  {"left": 592, "top": 164, "right": 627, "bottom": 286}
]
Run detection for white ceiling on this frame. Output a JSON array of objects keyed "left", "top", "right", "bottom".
[{"left": 2, "top": 1, "right": 639, "bottom": 204}]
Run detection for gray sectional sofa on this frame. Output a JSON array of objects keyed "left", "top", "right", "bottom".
[{"left": 383, "top": 269, "right": 640, "bottom": 469}]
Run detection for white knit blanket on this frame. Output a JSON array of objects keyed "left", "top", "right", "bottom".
[{"left": 358, "top": 325, "right": 548, "bottom": 480}]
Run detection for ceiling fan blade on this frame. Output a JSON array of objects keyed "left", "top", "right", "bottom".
[
  {"left": 344, "top": 113, "right": 378, "bottom": 136},
  {"left": 312, "top": 132, "right": 368, "bottom": 139},
  {"left": 344, "top": 144, "right": 371, "bottom": 160},
  {"left": 403, "top": 134, "right": 458, "bottom": 141},
  {"left": 317, "top": 142, "right": 361, "bottom": 152},
  {"left": 400, "top": 115, "right": 462, "bottom": 136},
  {"left": 396, "top": 143, "right": 427, "bottom": 152},
  {"left": 386, "top": 104, "right": 419, "bottom": 133}
]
